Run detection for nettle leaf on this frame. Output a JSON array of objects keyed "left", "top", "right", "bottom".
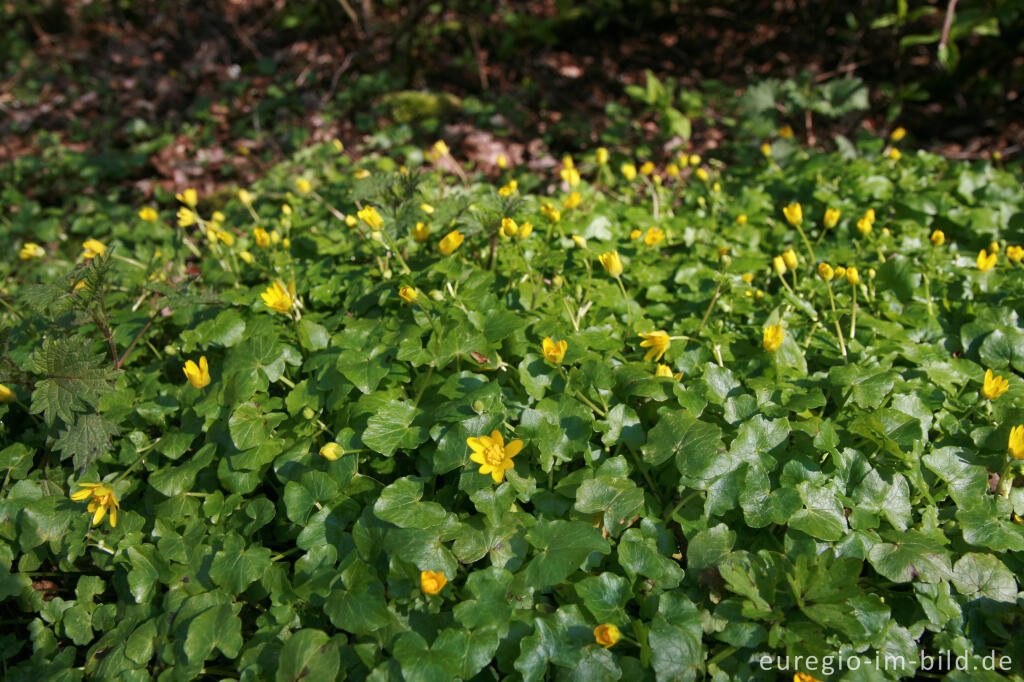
[
  {"left": 523, "top": 520, "right": 610, "bottom": 589},
  {"left": 30, "top": 337, "right": 115, "bottom": 426},
  {"left": 54, "top": 414, "right": 119, "bottom": 471},
  {"left": 363, "top": 400, "right": 428, "bottom": 456}
]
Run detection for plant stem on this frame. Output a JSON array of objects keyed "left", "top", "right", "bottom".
[
  {"left": 825, "top": 281, "right": 848, "bottom": 361},
  {"left": 615, "top": 276, "right": 633, "bottom": 331},
  {"left": 697, "top": 277, "right": 723, "bottom": 334}
]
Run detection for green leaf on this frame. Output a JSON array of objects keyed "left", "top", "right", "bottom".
[
  {"left": 209, "top": 534, "right": 273, "bottom": 595},
  {"left": 574, "top": 476, "right": 644, "bottom": 536},
  {"left": 183, "top": 603, "right": 243, "bottom": 664},
  {"left": 53, "top": 414, "right": 119, "bottom": 471},
  {"left": 951, "top": 553, "right": 1017, "bottom": 602},
  {"left": 686, "top": 524, "right": 735, "bottom": 573},
  {"left": 31, "top": 337, "right": 114, "bottom": 426},
  {"left": 643, "top": 411, "right": 721, "bottom": 473},
  {"left": 867, "top": 530, "right": 953, "bottom": 583},
  {"left": 362, "top": 400, "right": 428, "bottom": 456},
  {"left": 296, "top": 318, "right": 330, "bottom": 351},
  {"left": 336, "top": 348, "right": 390, "bottom": 394},
  {"left": 523, "top": 520, "right": 610, "bottom": 589},
  {"left": 373, "top": 476, "right": 449, "bottom": 529},
  {"left": 229, "top": 402, "right": 285, "bottom": 450},
  {"left": 276, "top": 629, "right": 341, "bottom": 682},
  {"left": 575, "top": 572, "right": 630, "bottom": 623}
]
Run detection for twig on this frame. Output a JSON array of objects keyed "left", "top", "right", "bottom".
[{"left": 938, "top": 0, "right": 960, "bottom": 53}]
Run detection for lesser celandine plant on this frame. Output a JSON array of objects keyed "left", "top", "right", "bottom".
[{"left": 2, "top": 129, "right": 1024, "bottom": 681}]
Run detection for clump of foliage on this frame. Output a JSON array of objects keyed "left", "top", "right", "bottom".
[{"left": 1, "top": 128, "right": 1024, "bottom": 681}]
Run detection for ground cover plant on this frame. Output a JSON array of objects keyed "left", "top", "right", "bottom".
[{"left": 2, "top": 127, "right": 1024, "bottom": 681}]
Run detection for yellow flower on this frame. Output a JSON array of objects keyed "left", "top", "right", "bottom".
[
  {"left": 782, "top": 248, "right": 798, "bottom": 269},
  {"left": 517, "top": 222, "right": 534, "bottom": 239},
  {"left": 421, "top": 203, "right": 435, "bottom": 215},
  {"left": 930, "top": 229, "right": 945, "bottom": 246},
  {"left": 439, "top": 230, "right": 464, "bottom": 255},
  {"left": 644, "top": 226, "right": 665, "bottom": 246},
  {"left": 1008, "top": 245, "right": 1023, "bottom": 263},
  {"left": 175, "top": 188, "right": 198, "bottom": 207},
  {"left": 295, "top": 178, "right": 312, "bottom": 194},
  {"left": 989, "top": 241, "right": 1000, "bottom": 254},
  {"left": 596, "top": 147, "right": 609, "bottom": 165},
  {"left": 431, "top": 140, "right": 450, "bottom": 159},
  {"left": 639, "top": 330, "right": 670, "bottom": 362},
  {"left": 833, "top": 265, "right": 846, "bottom": 279},
  {"left": 977, "top": 249, "right": 997, "bottom": 272},
  {"left": 344, "top": 214, "right": 358, "bottom": 228},
  {"left": 778, "top": 124, "right": 794, "bottom": 139},
  {"left": 823, "top": 208, "right": 840, "bottom": 228},
  {"left": 794, "top": 673, "right": 823, "bottom": 682},
  {"left": 571, "top": 235, "right": 588, "bottom": 249},
  {"left": 736, "top": 214, "right": 748, "bottom": 226},
  {"left": 281, "top": 204, "right": 292, "bottom": 216},
  {"left": 890, "top": 126, "right": 907, "bottom": 142},
  {"left": 496, "top": 154, "right": 508, "bottom": 169},
  {"left": 19, "top": 243, "right": 45, "bottom": 260},
  {"left": 82, "top": 239, "right": 106, "bottom": 258},
  {"left": 358, "top": 206, "right": 384, "bottom": 230},
  {"left": 599, "top": 251, "right": 623, "bottom": 277},
  {"left": 412, "top": 222, "right": 430, "bottom": 243},
  {"left": 182, "top": 356, "right": 211, "bottom": 389},
  {"left": 982, "top": 369, "right": 1009, "bottom": 400},
  {"left": 563, "top": 192, "right": 582, "bottom": 210},
  {"left": 177, "top": 207, "right": 197, "bottom": 227},
  {"left": 542, "top": 203, "right": 561, "bottom": 223},
  {"left": 845, "top": 266, "right": 860, "bottom": 285},
  {"left": 761, "top": 142, "right": 772, "bottom": 157},
  {"left": 0, "top": 384, "right": 14, "bottom": 402},
  {"left": 70, "top": 483, "right": 120, "bottom": 528},
  {"left": 261, "top": 281, "right": 294, "bottom": 314},
  {"left": 695, "top": 168, "right": 709, "bottom": 182},
  {"left": 320, "top": 442, "right": 344, "bottom": 460},
  {"left": 856, "top": 217, "right": 873, "bottom": 235},
  {"left": 216, "top": 230, "right": 235, "bottom": 246},
  {"left": 467, "top": 430, "right": 524, "bottom": 483},
  {"left": 772, "top": 256, "right": 787, "bottom": 275},
  {"left": 712, "top": 181, "right": 721, "bottom": 193},
  {"left": 238, "top": 189, "right": 254, "bottom": 206},
  {"left": 561, "top": 167, "right": 581, "bottom": 187},
  {"left": 630, "top": 229, "right": 642, "bottom": 240},
  {"left": 498, "top": 180, "right": 518, "bottom": 196},
  {"left": 655, "top": 364, "right": 683, "bottom": 381},
  {"left": 888, "top": 147, "right": 901, "bottom": 161},
  {"left": 593, "top": 624, "right": 621, "bottom": 648},
  {"left": 666, "top": 163, "right": 680, "bottom": 177},
  {"left": 399, "top": 286, "right": 418, "bottom": 304},
  {"left": 562, "top": 155, "right": 574, "bottom": 169},
  {"left": 420, "top": 570, "right": 447, "bottom": 594},
  {"left": 500, "top": 218, "right": 519, "bottom": 237},
  {"left": 639, "top": 161, "right": 655, "bottom": 176},
  {"left": 621, "top": 163, "right": 637, "bottom": 181},
  {"left": 354, "top": 168, "right": 371, "bottom": 179},
  {"left": 542, "top": 338, "right": 568, "bottom": 364},
  {"left": 1009, "top": 425, "right": 1024, "bottom": 460},
  {"left": 688, "top": 154, "right": 701, "bottom": 167},
  {"left": 763, "top": 324, "right": 785, "bottom": 352},
  {"left": 138, "top": 207, "right": 159, "bottom": 222},
  {"left": 782, "top": 203, "right": 803, "bottom": 227},
  {"left": 741, "top": 272, "right": 754, "bottom": 284},
  {"left": 239, "top": 250, "right": 254, "bottom": 264},
  {"left": 818, "top": 262, "right": 834, "bottom": 281},
  {"left": 253, "top": 228, "right": 271, "bottom": 248}
]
